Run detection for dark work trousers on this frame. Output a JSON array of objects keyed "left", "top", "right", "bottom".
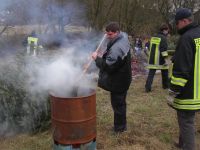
[
  {"left": 145, "top": 69, "right": 169, "bottom": 91},
  {"left": 177, "top": 110, "right": 195, "bottom": 150},
  {"left": 110, "top": 91, "right": 127, "bottom": 131}
]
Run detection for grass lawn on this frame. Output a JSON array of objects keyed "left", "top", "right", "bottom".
[{"left": 1, "top": 74, "right": 200, "bottom": 150}]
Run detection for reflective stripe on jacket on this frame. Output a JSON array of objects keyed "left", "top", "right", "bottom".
[
  {"left": 170, "top": 23, "right": 200, "bottom": 110},
  {"left": 147, "top": 33, "right": 168, "bottom": 70},
  {"left": 28, "top": 36, "right": 38, "bottom": 49}
]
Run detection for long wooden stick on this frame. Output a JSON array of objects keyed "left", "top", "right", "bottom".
[
  {"left": 74, "top": 34, "right": 107, "bottom": 95},
  {"left": 82, "top": 34, "right": 107, "bottom": 75}
]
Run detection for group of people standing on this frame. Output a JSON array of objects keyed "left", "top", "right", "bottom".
[
  {"left": 91, "top": 7, "right": 200, "bottom": 150},
  {"left": 147, "top": 8, "right": 200, "bottom": 150}
]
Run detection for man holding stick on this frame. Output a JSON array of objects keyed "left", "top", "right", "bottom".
[{"left": 91, "top": 22, "right": 132, "bottom": 133}]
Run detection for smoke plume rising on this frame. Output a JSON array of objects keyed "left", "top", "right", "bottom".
[{"left": 0, "top": 0, "right": 103, "bottom": 137}]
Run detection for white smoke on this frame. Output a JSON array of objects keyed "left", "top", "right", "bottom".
[
  {"left": 0, "top": 35, "right": 101, "bottom": 137},
  {"left": 0, "top": 0, "right": 102, "bottom": 137},
  {"left": 26, "top": 46, "right": 98, "bottom": 97}
]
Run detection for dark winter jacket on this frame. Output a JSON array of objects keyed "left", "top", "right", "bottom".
[
  {"left": 170, "top": 23, "right": 200, "bottom": 110},
  {"left": 95, "top": 32, "right": 132, "bottom": 93},
  {"left": 147, "top": 32, "right": 168, "bottom": 69}
]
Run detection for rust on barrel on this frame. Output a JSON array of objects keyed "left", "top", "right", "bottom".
[{"left": 50, "top": 90, "right": 96, "bottom": 145}]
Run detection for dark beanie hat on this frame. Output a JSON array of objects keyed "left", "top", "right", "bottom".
[
  {"left": 175, "top": 8, "right": 192, "bottom": 21},
  {"left": 160, "top": 23, "right": 169, "bottom": 31}
]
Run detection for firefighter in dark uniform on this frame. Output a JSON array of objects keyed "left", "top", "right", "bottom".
[
  {"left": 145, "top": 24, "right": 169, "bottom": 92},
  {"left": 168, "top": 8, "right": 200, "bottom": 149},
  {"left": 23, "top": 30, "right": 43, "bottom": 56},
  {"left": 91, "top": 22, "right": 132, "bottom": 133}
]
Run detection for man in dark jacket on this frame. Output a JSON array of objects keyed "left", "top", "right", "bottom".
[
  {"left": 168, "top": 8, "right": 200, "bottom": 150},
  {"left": 145, "top": 23, "right": 169, "bottom": 92},
  {"left": 92, "top": 22, "right": 132, "bottom": 133}
]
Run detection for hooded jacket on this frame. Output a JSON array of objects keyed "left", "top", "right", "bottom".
[
  {"left": 170, "top": 23, "right": 200, "bottom": 110},
  {"left": 95, "top": 32, "right": 132, "bottom": 93}
]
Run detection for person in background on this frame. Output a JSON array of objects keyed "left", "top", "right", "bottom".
[
  {"left": 91, "top": 22, "right": 132, "bottom": 133},
  {"left": 23, "top": 30, "right": 43, "bottom": 56},
  {"left": 168, "top": 8, "right": 200, "bottom": 150},
  {"left": 143, "top": 38, "right": 150, "bottom": 58},
  {"left": 144, "top": 39, "right": 150, "bottom": 52},
  {"left": 134, "top": 37, "right": 143, "bottom": 55},
  {"left": 145, "top": 23, "right": 169, "bottom": 92}
]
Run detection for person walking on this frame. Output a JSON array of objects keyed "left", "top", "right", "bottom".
[
  {"left": 168, "top": 8, "right": 200, "bottom": 150},
  {"left": 145, "top": 23, "right": 169, "bottom": 92},
  {"left": 91, "top": 22, "right": 132, "bottom": 133}
]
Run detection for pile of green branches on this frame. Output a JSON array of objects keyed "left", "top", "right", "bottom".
[{"left": 0, "top": 53, "right": 50, "bottom": 136}]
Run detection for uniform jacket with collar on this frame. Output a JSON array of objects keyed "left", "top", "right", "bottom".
[
  {"left": 147, "top": 32, "right": 168, "bottom": 69},
  {"left": 170, "top": 23, "right": 200, "bottom": 110}
]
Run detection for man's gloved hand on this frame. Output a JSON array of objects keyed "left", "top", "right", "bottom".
[
  {"left": 163, "top": 58, "right": 171, "bottom": 66},
  {"left": 167, "top": 89, "right": 179, "bottom": 106},
  {"left": 163, "top": 62, "right": 168, "bottom": 66}
]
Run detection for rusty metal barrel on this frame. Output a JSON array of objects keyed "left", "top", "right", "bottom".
[{"left": 50, "top": 90, "right": 96, "bottom": 145}]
